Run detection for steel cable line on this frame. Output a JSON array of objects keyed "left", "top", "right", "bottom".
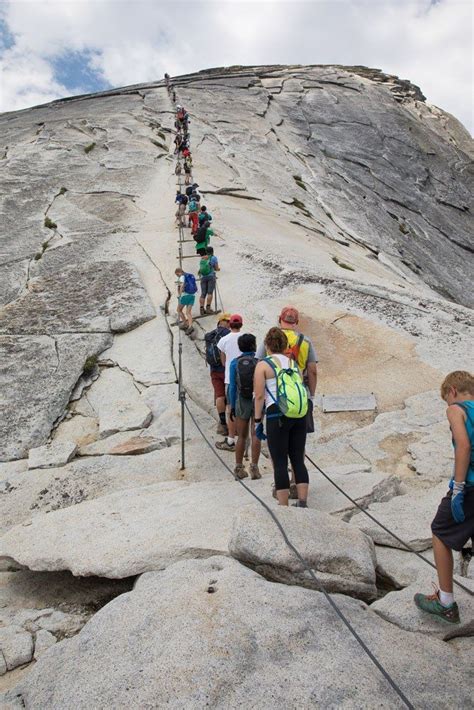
[
  {"left": 304, "top": 454, "right": 473, "bottom": 597},
  {"left": 183, "top": 399, "right": 415, "bottom": 710}
]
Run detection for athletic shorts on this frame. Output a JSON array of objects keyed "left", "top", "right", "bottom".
[
  {"left": 200, "top": 275, "right": 216, "bottom": 297},
  {"left": 431, "top": 487, "right": 474, "bottom": 551},
  {"left": 210, "top": 370, "right": 225, "bottom": 401},
  {"left": 179, "top": 294, "right": 195, "bottom": 307},
  {"left": 236, "top": 396, "right": 253, "bottom": 421}
]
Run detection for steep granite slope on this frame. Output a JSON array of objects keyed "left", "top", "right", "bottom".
[{"left": 0, "top": 66, "right": 473, "bottom": 706}]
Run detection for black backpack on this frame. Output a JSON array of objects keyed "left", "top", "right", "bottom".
[
  {"left": 204, "top": 327, "right": 229, "bottom": 368},
  {"left": 236, "top": 355, "right": 258, "bottom": 400},
  {"left": 193, "top": 222, "right": 209, "bottom": 243}
]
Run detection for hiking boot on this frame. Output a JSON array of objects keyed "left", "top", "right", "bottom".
[
  {"left": 216, "top": 422, "right": 229, "bottom": 436},
  {"left": 185, "top": 326, "right": 194, "bottom": 336},
  {"left": 200, "top": 306, "right": 206, "bottom": 316},
  {"left": 215, "top": 440, "right": 235, "bottom": 452},
  {"left": 234, "top": 464, "right": 248, "bottom": 480},
  {"left": 414, "top": 590, "right": 460, "bottom": 624},
  {"left": 178, "top": 322, "right": 187, "bottom": 330},
  {"left": 249, "top": 464, "right": 261, "bottom": 480},
  {"left": 292, "top": 500, "right": 308, "bottom": 508},
  {"left": 205, "top": 306, "right": 213, "bottom": 314},
  {"left": 289, "top": 483, "right": 298, "bottom": 499}
]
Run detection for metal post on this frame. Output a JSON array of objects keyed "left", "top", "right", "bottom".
[
  {"left": 214, "top": 277, "right": 218, "bottom": 314},
  {"left": 178, "top": 340, "right": 186, "bottom": 470}
]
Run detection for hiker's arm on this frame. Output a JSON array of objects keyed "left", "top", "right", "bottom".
[
  {"left": 228, "top": 361, "right": 237, "bottom": 409},
  {"left": 447, "top": 406, "right": 471, "bottom": 483},
  {"left": 307, "top": 362, "right": 317, "bottom": 398},
  {"left": 253, "top": 362, "right": 266, "bottom": 420}
]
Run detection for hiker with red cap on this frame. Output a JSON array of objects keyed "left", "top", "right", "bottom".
[
  {"left": 257, "top": 306, "right": 318, "bottom": 499},
  {"left": 215, "top": 314, "right": 244, "bottom": 451}
]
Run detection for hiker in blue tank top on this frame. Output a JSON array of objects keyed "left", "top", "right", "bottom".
[{"left": 414, "top": 371, "right": 474, "bottom": 625}]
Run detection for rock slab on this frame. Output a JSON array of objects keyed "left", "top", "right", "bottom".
[
  {"left": 4, "top": 557, "right": 473, "bottom": 709},
  {"left": 229, "top": 505, "right": 377, "bottom": 601},
  {"left": 28, "top": 440, "right": 77, "bottom": 470}
]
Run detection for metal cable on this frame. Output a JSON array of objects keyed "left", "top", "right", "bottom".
[
  {"left": 183, "top": 399, "right": 415, "bottom": 709},
  {"left": 305, "top": 454, "right": 473, "bottom": 597}
]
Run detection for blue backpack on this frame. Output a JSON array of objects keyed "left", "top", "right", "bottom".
[{"left": 183, "top": 273, "right": 197, "bottom": 294}]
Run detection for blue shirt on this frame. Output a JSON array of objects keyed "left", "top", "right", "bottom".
[
  {"left": 451, "top": 401, "right": 474, "bottom": 486},
  {"left": 209, "top": 255, "right": 218, "bottom": 273},
  {"left": 228, "top": 352, "right": 256, "bottom": 409}
]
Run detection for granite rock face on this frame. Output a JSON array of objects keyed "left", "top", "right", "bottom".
[
  {"left": 0, "top": 65, "right": 473, "bottom": 703},
  {"left": 5, "top": 557, "right": 474, "bottom": 710}
]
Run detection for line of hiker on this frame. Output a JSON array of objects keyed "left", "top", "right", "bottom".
[
  {"left": 165, "top": 75, "right": 474, "bottom": 627},
  {"left": 204, "top": 307, "right": 317, "bottom": 507}
]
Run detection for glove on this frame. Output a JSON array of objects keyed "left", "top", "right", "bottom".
[
  {"left": 450, "top": 480, "right": 465, "bottom": 524},
  {"left": 230, "top": 408, "right": 235, "bottom": 422},
  {"left": 255, "top": 422, "right": 267, "bottom": 441}
]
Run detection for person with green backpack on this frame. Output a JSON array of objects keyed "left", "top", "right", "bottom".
[
  {"left": 198, "top": 250, "right": 219, "bottom": 315},
  {"left": 254, "top": 327, "right": 309, "bottom": 507}
]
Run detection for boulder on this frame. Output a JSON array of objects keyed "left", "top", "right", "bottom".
[
  {"left": 371, "top": 575, "right": 474, "bottom": 640},
  {"left": 5, "top": 557, "right": 474, "bottom": 709},
  {"left": 28, "top": 440, "right": 77, "bottom": 470},
  {"left": 78, "top": 433, "right": 170, "bottom": 457},
  {"left": 0, "top": 626, "right": 34, "bottom": 671},
  {"left": 0, "top": 481, "right": 254, "bottom": 577},
  {"left": 229, "top": 505, "right": 377, "bottom": 601},
  {"left": 33, "top": 630, "right": 56, "bottom": 660},
  {"left": 350, "top": 481, "right": 448, "bottom": 551}
]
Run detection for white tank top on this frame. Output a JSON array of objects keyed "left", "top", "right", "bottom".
[{"left": 264, "top": 354, "right": 292, "bottom": 408}]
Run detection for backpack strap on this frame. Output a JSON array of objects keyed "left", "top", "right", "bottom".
[{"left": 263, "top": 357, "right": 282, "bottom": 418}]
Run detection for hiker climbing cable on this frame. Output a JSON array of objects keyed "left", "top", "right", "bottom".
[
  {"left": 415, "top": 370, "right": 474, "bottom": 624},
  {"left": 175, "top": 267, "right": 197, "bottom": 336},
  {"left": 194, "top": 220, "right": 213, "bottom": 256},
  {"left": 257, "top": 306, "right": 318, "bottom": 499},
  {"left": 205, "top": 314, "right": 232, "bottom": 437},
  {"left": 199, "top": 205, "right": 212, "bottom": 225},
  {"left": 254, "top": 327, "right": 309, "bottom": 507},
  {"left": 228, "top": 333, "right": 262, "bottom": 480},
  {"left": 216, "top": 315, "right": 244, "bottom": 451},
  {"left": 198, "top": 249, "right": 219, "bottom": 315}
]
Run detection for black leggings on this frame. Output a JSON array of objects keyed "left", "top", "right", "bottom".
[{"left": 266, "top": 405, "right": 309, "bottom": 490}]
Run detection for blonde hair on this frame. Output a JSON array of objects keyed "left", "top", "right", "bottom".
[{"left": 440, "top": 371, "right": 474, "bottom": 400}]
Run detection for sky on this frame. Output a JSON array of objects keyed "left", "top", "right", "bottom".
[{"left": 0, "top": 0, "right": 472, "bottom": 133}]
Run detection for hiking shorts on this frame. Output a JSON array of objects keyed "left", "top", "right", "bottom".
[
  {"left": 431, "top": 487, "right": 474, "bottom": 551},
  {"left": 236, "top": 396, "right": 253, "bottom": 421},
  {"left": 179, "top": 294, "right": 195, "bottom": 307},
  {"left": 210, "top": 370, "right": 225, "bottom": 402},
  {"left": 200, "top": 274, "right": 216, "bottom": 298}
]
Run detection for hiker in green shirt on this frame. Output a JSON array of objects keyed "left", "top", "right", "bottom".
[
  {"left": 198, "top": 250, "right": 219, "bottom": 315},
  {"left": 194, "top": 221, "right": 214, "bottom": 256}
]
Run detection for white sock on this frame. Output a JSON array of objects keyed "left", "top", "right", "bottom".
[
  {"left": 226, "top": 437, "right": 235, "bottom": 446},
  {"left": 439, "top": 589, "right": 454, "bottom": 607}
]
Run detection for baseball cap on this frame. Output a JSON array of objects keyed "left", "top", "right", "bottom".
[
  {"left": 229, "top": 314, "right": 243, "bottom": 326},
  {"left": 279, "top": 306, "right": 299, "bottom": 324},
  {"left": 218, "top": 312, "right": 231, "bottom": 323}
]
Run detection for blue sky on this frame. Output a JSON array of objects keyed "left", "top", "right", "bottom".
[{"left": 0, "top": 0, "right": 472, "bottom": 133}]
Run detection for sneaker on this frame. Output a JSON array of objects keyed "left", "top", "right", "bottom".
[
  {"left": 200, "top": 306, "right": 206, "bottom": 316},
  {"left": 289, "top": 483, "right": 298, "bottom": 500},
  {"left": 185, "top": 326, "right": 195, "bottom": 335},
  {"left": 215, "top": 440, "right": 235, "bottom": 452},
  {"left": 205, "top": 306, "right": 213, "bottom": 314},
  {"left": 249, "top": 464, "right": 261, "bottom": 480},
  {"left": 414, "top": 590, "right": 460, "bottom": 624},
  {"left": 234, "top": 464, "right": 248, "bottom": 480},
  {"left": 216, "top": 422, "right": 229, "bottom": 436},
  {"left": 292, "top": 500, "right": 308, "bottom": 508}
]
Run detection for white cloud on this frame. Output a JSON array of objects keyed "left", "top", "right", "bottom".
[{"left": 0, "top": 0, "right": 472, "bottom": 132}]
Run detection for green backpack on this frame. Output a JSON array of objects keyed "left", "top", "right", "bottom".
[
  {"left": 265, "top": 356, "right": 308, "bottom": 418},
  {"left": 199, "top": 258, "right": 213, "bottom": 277}
]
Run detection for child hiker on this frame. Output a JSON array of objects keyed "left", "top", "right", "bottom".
[{"left": 414, "top": 370, "right": 474, "bottom": 624}]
